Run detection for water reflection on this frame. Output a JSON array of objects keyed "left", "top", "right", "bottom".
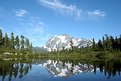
[
  {"left": 0, "top": 58, "right": 32, "bottom": 81},
  {"left": 0, "top": 58, "right": 121, "bottom": 81},
  {"left": 93, "top": 59, "right": 121, "bottom": 79},
  {"left": 43, "top": 60, "right": 94, "bottom": 77}
]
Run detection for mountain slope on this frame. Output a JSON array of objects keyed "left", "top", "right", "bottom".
[{"left": 42, "top": 34, "right": 92, "bottom": 51}]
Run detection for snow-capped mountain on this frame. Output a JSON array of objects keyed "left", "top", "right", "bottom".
[
  {"left": 42, "top": 34, "right": 92, "bottom": 51},
  {"left": 43, "top": 60, "right": 94, "bottom": 77}
]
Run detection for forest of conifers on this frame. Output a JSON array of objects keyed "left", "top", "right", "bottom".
[
  {"left": 46, "top": 34, "right": 121, "bottom": 59},
  {"left": 0, "top": 29, "right": 33, "bottom": 54},
  {"left": 1, "top": 28, "right": 121, "bottom": 58}
]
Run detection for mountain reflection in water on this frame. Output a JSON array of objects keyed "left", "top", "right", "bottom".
[
  {"left": 43, "top": 60, "right": 94, "bottom": 77},
  {"left": 0, "top": 58, "right": 121, "bottom": 81}
]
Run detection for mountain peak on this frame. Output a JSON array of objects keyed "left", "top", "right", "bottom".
[{"left": 42, "top": 34, "right": 92, "bottom": 52}]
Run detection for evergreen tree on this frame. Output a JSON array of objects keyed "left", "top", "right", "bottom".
[
  {"left": 115, "top": 36, "right": 118, "bottom": 51},
  {"left": 110, "top": 36, "right": 115, "bottom": 50},
  {"left": 21, "top": 35, "right": 25, "bottom": 50},
  {"left": 4, "top": 33, "right": 9, "bottom": 48},
  {"left": 2, "top": 37, "right": 5, "bottom": 47},
  {"left": 25, "top": 38, "right": 30, "bottom": 50},
  {"left": 117, "top": 35, "right": 120, "bottom": 51},
  {"left": 119, "top": 35, "right": 121, "bottom": 51},
  {"left": 15, "top": 35, "right": 20, "bottom": 50},
  {"left": 105, "top": 34, "right": 112, "bottom": 50},
  {"left": 0, "top": 29, "right": 2, "bottom": 46},
  {"left": 30, "top": 43, "right": 33, "bottom": 51},
  {"left": 102, "top": 36, "right": 105, "bottom": 43},
  {"left": 97, "top": 39, "right": 103, "bottom": 50},
  {"left": 92, "top": 38, "right": 96, "bottom": 50},
  {"left": 102, "top": 36, "right": 105, "bottom": 50},
  {"left": 0, "top": 30, "right": 33, "bottom": 53},
  {"left": 107, "top": 36, "right": 112, "bottom": 51},
  {"left": 10, "top": 32, "right": 15, "bottom": 49}
]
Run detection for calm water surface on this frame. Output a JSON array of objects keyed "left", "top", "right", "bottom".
[{"left": 0, "top": 58, "right": 121, "bottom": 81}]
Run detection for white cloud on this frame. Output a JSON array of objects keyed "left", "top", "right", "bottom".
[
  {"left": 12, "top": 8, "right": 48, "bottom": 46},
  {"left": 14, "top": 20, "right": 45, "bottom": 46},
  {"left": 30, "top": 22, "right": 44, "bottom": 34},
  {"left": 26, "top": 21, "right": 44, "bottom": 35},
  {"left": 39, "top": 0, "right": 81, "bottom": 17},
  {"left": 38, "top": 0, "right": 106, "bottom": 20},
  {"left": 14, "top": 9, "right": 28, "bottom": 17},
  {"left": 87, "top": 10, "right": 106, "bottom": 17}
]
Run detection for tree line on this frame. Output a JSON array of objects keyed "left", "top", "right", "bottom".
[
  {"left": 93, "top": 34, "right": 121, "bottom": 52},
  {"left": 48, "top": 34, "right": 121, "bottom": 56},
  {"left": 0, "top": 29, "right": 32, "bottom": 53}
]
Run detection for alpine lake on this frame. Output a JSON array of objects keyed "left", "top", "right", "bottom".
[{"left": 0, "top": 56, "right": 121, "bottom": 81}]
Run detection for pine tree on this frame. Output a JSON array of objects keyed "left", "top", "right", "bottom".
[
  {"left": 4, "top": 33, "right": 9, "bottom": 48},
  {"left": 115, "top": 36, "right": 118, "bottom": 51},
  {"left": 119, "top": 35, "right": 121, "bottom": 51},
  {"left": 0, "top": 29, "right": 2, "bottom": 46},
  {"left": 110, "top": 36, "right": 115, "bottom": 50},
  {"left": 117, "top": 35, "right": 120, "bottom": 51},
  {"left": 15, "top": 35, "right": 20, "bottom": 50},
  {"left": 10, "top": 32, "right": 15, "bottom": 49},
  {"left": 102, "top": 36, "right": 105, "bottom": 50},
  {"left": 105, "top": 34, "right": 112, "bottom": 50},
  {"left": 97, "top": 39, "right": 103, "bottom": 51},
  {"left": 92, "top": 38, "right": 96, "bottom": 50},
  {"left": 21, "top": 35, "right": 25, "bottom": 50},
  {"left": 107, "top": 35, "right": 112, "bottom": 51},
  {"left": 25, "top": 38, "right": 30, "bottom": 50}
]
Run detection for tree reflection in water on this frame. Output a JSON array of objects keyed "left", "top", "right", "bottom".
[
  {"left": 93, "top": 59, "right": 121, "bottom": 79},
  {"left": 0, "top": 58, "right": 121, "bottom": 81},
  {"left": 0, "top": 58, "right": 32, "bottom": 81}
]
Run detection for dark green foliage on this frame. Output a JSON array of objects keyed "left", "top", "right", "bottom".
[
  {"left": 92, "top": 38, "right": 96, "bottom": 50},
  {"left": 96, "top": 34, "right": 121, "bottom": 52},
  {"left": 120, "top": 35, "right": 121, "bottom": 51},
  {"left": 10, "top": 32, "right": 15, "bottom": 49},
  {"left": 0, "top": 29, "right": 33, "bottom": 54},
  {"left": 48, "top": 34, "right": 121, "bottom": 57},
  {"left": 4, "top": 33, "right": 9, "bottom": 48},
  {"left": 15, "top": 35, "right": 20, "bottom": 50},
  {"left": 97, "top": 39, "right": 103, "bottom": 51},
  {"left": 21, "top": 35, "right": 25, "bottom": 50},
  {"left": 25, "top": 37, "right": 30, "bottom": 50},
  {"left": 0, "top": 29, "right": 2, "bottom": 46}
]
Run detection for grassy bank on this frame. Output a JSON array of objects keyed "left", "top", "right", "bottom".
[{"left": 38, "top": 51, "right": 121, "bottom": 61}]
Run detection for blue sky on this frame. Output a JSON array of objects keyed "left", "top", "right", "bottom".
[{"left": 0, "top": 0, "right": 121, "bottom": 46}]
